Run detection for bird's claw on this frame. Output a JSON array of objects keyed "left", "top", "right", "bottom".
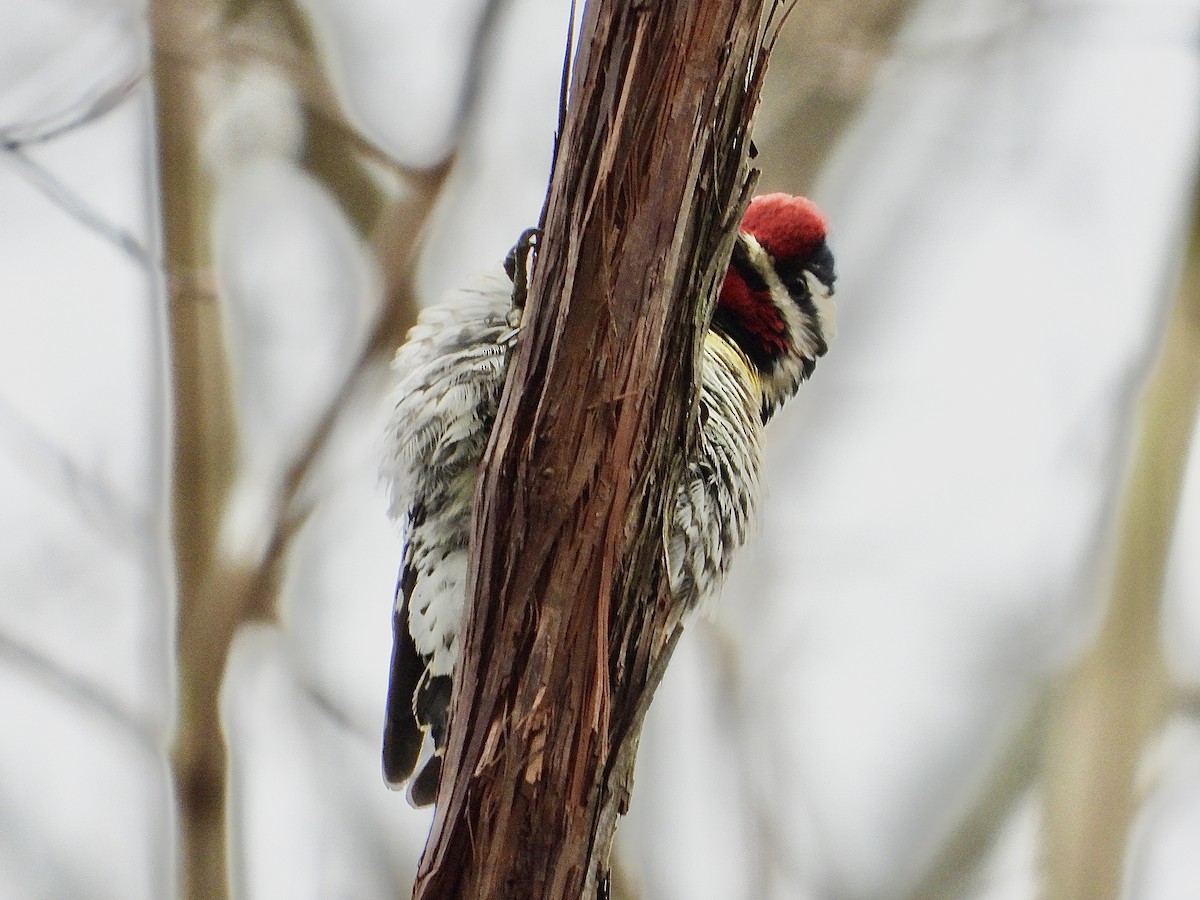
[{"left": 504, "top": 227, "right": 541, "bottom": 325}]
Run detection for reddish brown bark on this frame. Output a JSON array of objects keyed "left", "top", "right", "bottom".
[{"left": 412, "top": 2, "right": 787, "bottom": 897}]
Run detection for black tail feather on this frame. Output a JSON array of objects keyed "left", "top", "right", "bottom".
[
  {"left": 382, "top": 572, "right": 424, "bottom": 788},
  {"left": 407, "top": 754, "right": 443, "bottom": 808}
]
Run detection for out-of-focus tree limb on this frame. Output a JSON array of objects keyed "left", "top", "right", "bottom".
[
  {"left": 151, "top": 1, "right": 240, "bottom": 897},
  {"left": 205, "top": 0, "right": 453, "bottom": 573},
  {"left": 1, "top": 147, "right": 152, "bottom": 266},
  {"left": 1042, "top": 193, "right": 1200, "bottom": 898},
  {"left": 756, "top": 0, "right": 916, "bottom": 196},
  {"left": 153, "top": 1, "right": 453, "bottom": 895}
]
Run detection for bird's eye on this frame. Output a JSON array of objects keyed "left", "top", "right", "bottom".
[
  {"left": 783, "top": 271, "right": 809, "bottom": 293},
  {"left": 777, "top": 240, "right": 835, "bottom": 294},
  {"left": 776, "top": 261, "right": 811, "bottom": 292}
]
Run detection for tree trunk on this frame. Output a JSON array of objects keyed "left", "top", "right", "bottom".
[{"left": 412, "top": 1, "right": 787, "bottom": 897}]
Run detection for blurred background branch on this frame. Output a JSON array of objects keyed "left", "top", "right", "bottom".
[
  {"left": 1042, "top": 190, "right": 1200, "bottom": 899},
  {"left": 149, "top": 0, "right": 455, "bottom": 894},
  {"left": 150, "top": 1, "right": 236, "bottom": 895}
]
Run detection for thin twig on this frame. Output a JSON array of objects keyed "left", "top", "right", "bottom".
[
  {"left": 0, "top": 69, "right": 146, "bottom": 150},
  {"left": 0, "top": 396, "right": 155, "bottom": 552},
  {"left": 2, "top": 147, "right": 154, "bottom": 267},
  {"left": 0, "top": 630, "right": 163, "bottom": 757}
]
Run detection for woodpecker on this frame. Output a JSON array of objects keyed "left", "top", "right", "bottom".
[{"left": 380, "top": 193, "right": 836, "bottom": 806}]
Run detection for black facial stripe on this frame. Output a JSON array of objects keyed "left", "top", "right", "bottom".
[
  {"left": 783, "top": 270, "right": 819, "bottom": 320},
  {"left": 730, "top": 236, "right": 769, "bottom": 292},
  {"left": 776, "top": 238, "right": 836, "bottom": 294},
  {"left": 806, "top": 240, "right": 836, "bottom": 288}
]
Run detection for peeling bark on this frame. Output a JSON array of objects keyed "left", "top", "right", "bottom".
[{"left": 412, "top": 2, "right": 789, "bottom": 897}]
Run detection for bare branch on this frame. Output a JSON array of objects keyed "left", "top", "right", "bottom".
[
  {"left": 1041, "top": 188, "right": 1200, "bottom": 898},
  {"left": 0, "top": 630, "right": 162, "bottom": 757},
  {"left": 2, "top": 147, "right": 153, "bottom": 267},
  {"left": 0, "top": 396, "right": 153, "bottom": 552},
  {"left": 150, "top": 3, "right": 449, "bottom": 895},
  {"left": 0, "top": 68, "right": 146, "bottom": 150}
]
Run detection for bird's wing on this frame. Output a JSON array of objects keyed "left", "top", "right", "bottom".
[{"left": 379, "top": 272, "right": 515, "bottom": 796}]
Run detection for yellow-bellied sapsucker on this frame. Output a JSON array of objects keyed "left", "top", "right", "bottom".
[{"left": 380, "top": 194, "right": 837, "bottom": 806}]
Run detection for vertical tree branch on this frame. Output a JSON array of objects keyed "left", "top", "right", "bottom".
[
  {"left": 1042, "top": 196, "right": 1200, "bottom": 897},
  {"left": 152, "top": 3, "right": 442, "bottom": 895},
  {"left": 413, "top": 2, "right": 786, "bottom": 897},
  {"left": 151, "top": 3, "right": 238, "bottom": 898}
]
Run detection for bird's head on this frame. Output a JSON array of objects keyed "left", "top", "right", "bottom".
[{"left": 714, "top": 193, "right": 837, "bottom": 419}]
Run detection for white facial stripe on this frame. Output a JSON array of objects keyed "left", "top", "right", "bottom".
[
  {"left": 736, "top": 234, "right": 828, "bottom": 409},
  {"left": 806, "top": 269, "right": 837, "bottom": 343},
  {"left": 740, "top": 233, "right": 808, "bottom": 344}
]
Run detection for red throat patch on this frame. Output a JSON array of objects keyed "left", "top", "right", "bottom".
[
  {"left": 740, "top": 193, "right": 827, "bottom": 261},
  {"left": 717, "top": 267, "right": 788, "bottom": 356}
]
